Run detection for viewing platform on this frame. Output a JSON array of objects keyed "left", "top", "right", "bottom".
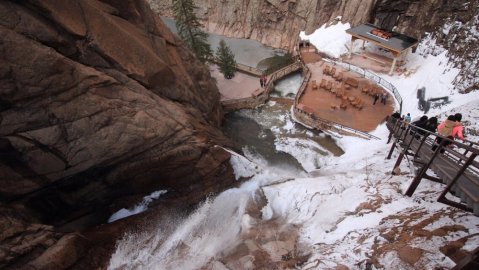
[{"left": 292, "top": 46, "right": 399, "bottom": 137}]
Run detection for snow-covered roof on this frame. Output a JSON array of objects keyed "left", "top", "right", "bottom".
[{"left": 346, "top": 23, "right": 419, "bottom": 53}]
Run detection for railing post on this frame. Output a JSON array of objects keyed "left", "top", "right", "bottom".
[
  {"left": 402, "top": 125, "right": 412, "bottom": 141},
  {"left": 460, "top": 142, "right": 474, "bottom": 164},
  {"left": 437, "top": 153, "right": 477, "bottom": 211},
  {"left": 392, "top": 129, "right": 417, "bottom": 173},
  {"left": 413, "top": 134, "right": 429, "bottom": 160},
  {"left": 405, "top": 139, "right": 446, "bottom": 196},
  {"left": 387, "top": 139, "right": 397, "bottom": 159},
  {"left": 387, "top": 118, "right": 399, "bottom": 144},
  {"left": 397, "top": 123, "right": 406, "bottom": 139}
]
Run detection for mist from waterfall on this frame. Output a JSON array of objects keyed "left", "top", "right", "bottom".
[{"left": 108, "top": 153, "right": 294, "bottom": 270}]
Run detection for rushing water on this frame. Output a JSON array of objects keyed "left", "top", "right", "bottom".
[
  {"left": 108, "top": 115, "right": 342, "bottom": 269},
  {"left": 108, "top": 99, "right": 344, "bottom": 270},
  {"left": 161, "top": 16, "right": 284, "bottom": 68},
  {"left": 223, "top": 101, "right": 343, "bottom": 174},
  {"left": 108, "top": 19, "right": 345, "bottom": 270},
  {"left": 271, "top": 71, "right": 303, "bottom": 98}
]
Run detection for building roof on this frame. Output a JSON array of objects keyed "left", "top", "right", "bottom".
[{"left": 346, "top": 23, "right": 419, "bottom": 53}]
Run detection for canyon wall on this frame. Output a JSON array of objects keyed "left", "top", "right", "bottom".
[
  {"left": 149, "top": 0, "right": 375, "bottom": 51},
  {"left": 150, "top": 0, "right": 476, "bottom": 50},
  {"left": 150, "top": 0, "right": 478, "bottom": 91},
  {"left": 0, "top": 0, "right": 236, "bottom": 268}
]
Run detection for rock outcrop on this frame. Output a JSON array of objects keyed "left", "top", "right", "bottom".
[
  {"left": 150, "top": 0, "right": 478, "bottom": 92},
  {"left": 0, "top": 0, "right": 236, "bottom": 268},
  {"left": 148, "top": 0, "right": 376, "bottom": 51}
]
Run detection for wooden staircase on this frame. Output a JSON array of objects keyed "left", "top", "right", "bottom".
[{"left": 386, "top": 117, "right": 479, "bottom": 215}]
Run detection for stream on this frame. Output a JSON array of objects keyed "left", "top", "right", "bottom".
[
  {"left": 107, "top": 19, "right": 345, "bottom": 270},
  {"left": 223, "top": 100, "right": 343, "bottom": 174}
]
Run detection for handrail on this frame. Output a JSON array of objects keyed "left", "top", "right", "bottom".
[
  {"left": 211, "top": 59, "right": 264, "bottom": 77},
  {"left": 324, "top": 58, "right": 403, "bottom": 114},
  {"left": 264, "top": 61, "right": 303, "bottom": 94},
  {"left": 386, "top": 116, "right": 479, "bottom": 216},
  {"left": 390, "top": 118, "right": 479, "bottom": 154},
  {"left": 221, "top": 61, "right": 303, "bottom": 110},
  {"left": 295, "top": 107, "right": 381, "bottom": 140},
  {"left": 292, "top": 58, "right": 380, "bottom": 140},
  {"left": 235, "top": 63, "right": 263, "bottom": 76}
]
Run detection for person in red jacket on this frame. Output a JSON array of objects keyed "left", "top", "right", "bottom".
[
  {"left": 452, "top": 113, "right": 465, "bottom": 141},
  {"left": 432, "top": 115, "right": 456, "bottom": 153}
]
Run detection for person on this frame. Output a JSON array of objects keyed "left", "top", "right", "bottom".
[
  {"left": 452, "top": 113, "right": 465, "bottom": 141},
  {"left": 388, "top": 111, "right": 401, "bottom": 125},
  {"left": 373, "top": 93, "right": 379, "bottom": 105},
  {"left": 432, "top": 115, "right": 456, "bottom": 153},
  {"left": 259, "top": 76, "right": 264, "bottom": 88},
  {"left": 262, "top": 76, "right": 268, "bottom": 87},
  {"left": 411, "top": 115, "right": 428, "bottom": 136},
  {"left": 423, "top": 116, "right": 438, "bottom": 134},
  {"left": 404, "top": 113, "right": 411, "bottom": 123},
  {"left": 380, "top": 93, "right": 387, "bottom": 104}
]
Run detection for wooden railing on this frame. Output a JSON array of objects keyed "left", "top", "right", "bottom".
[
  {"left": 386, "top": 117, "right": 479, "bottom": 215},
  {"left": 235, "top": 63, "right": 264, "bottom": 76},
  {"left": 264, "top": 61, "right": 303, "bottom": 95},
  {"left": 221, "top": 61, "right": 303, "bottom": 111}
]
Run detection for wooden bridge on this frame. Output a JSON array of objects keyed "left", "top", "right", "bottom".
[
  {"left": 386, "top": 117, "right": 479, "bottom": 215},
  {"left": 221, "top": 61, "right": 303, "bottom": 111}
]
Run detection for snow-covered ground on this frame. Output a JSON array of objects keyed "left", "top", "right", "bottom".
[
  {"left": 109, "top": 22, "right": 479, "bottom": 270},
  {"left": 301, "top": 22, "right": 479, "bottom": 128},
  {"left": 108, "top": 190, "right": 167, "bottom": 223}
]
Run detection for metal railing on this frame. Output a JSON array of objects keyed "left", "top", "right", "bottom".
[
  {"left": 292, "top": 58, "right": 380, "bottom": 140},
  {"left": 325, "top": 59, "right": 403, "bottom": 113}
]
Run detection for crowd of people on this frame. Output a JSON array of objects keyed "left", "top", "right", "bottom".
[
  {"left": 373, "top": 92, "right": 388, "bottom": 105},
  {"left": 390, "top": 112, "right": 466, "bottom": 153}
]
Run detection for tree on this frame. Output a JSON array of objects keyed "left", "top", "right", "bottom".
[
  {"left": 215, "top": 39, "right": 236, "bottom": 79},
  {"left": 172, "top": 0, "right": 213, "bottom": 63}
]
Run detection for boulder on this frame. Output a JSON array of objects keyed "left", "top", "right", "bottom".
[{"left": 0, "top": 0, "right": 236, "bottom": 268}]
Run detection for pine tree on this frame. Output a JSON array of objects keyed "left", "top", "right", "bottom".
[
  {"left": 216, "top": 39, "right": 237, "bottom": 79},
  {"left": 172, "top": 0, "right": 213, "bottom": 63}
]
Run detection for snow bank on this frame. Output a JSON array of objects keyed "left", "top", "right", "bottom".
[
  {"left": 108, "top": 190, "right": 167, "bottom": 223},
  {"left": 226, "top": 148, "right": 259, "bottom": 180},
  {"left": 300, "top": 22, "right": 351, "bottom": 58},
  {"left": 274, "top": 137, "right": 330, "bottom": 172}
]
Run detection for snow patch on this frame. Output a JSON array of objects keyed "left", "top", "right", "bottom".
[
  {"left": 300, "top": 22, "right": 351, "bottom": 58},
  {"left": 227, "top": 149, "right": 259, "bottom": 180},
  {"left": 108, "top": 190, "right": 167, "bottom": 223},
  {"left": 274, "top": 137, "right": 330, "bottom": 172}
]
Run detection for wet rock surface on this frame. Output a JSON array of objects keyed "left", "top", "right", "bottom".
[{"left": 0, "top": 0, "right": 236, "bottom": 268}]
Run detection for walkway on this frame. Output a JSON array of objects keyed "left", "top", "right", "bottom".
[
  {"left": 297, "top": 49, "right": 394, "bottom": 132},
  {"left": 217, "top": 61, "right": 303, "bottom": 112},
  {"left": 386, "top": 117, "right": 479, "bottom": 215},
  {"left": 210, "top": 65, "right": 263, "bottom": 101}
]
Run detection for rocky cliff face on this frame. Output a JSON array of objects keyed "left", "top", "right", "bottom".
[
  {"left": 150, "top": 0, "right": 478, "bottom": 92},
  {"left": 150, "top": 0, "right": 476, "bottom": 50},
  {"left": 0, "top": 0, "right": 236, "bottom": 268},
  {"left": 148, "top": 0, "right": 376, "bottom": 51}
]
